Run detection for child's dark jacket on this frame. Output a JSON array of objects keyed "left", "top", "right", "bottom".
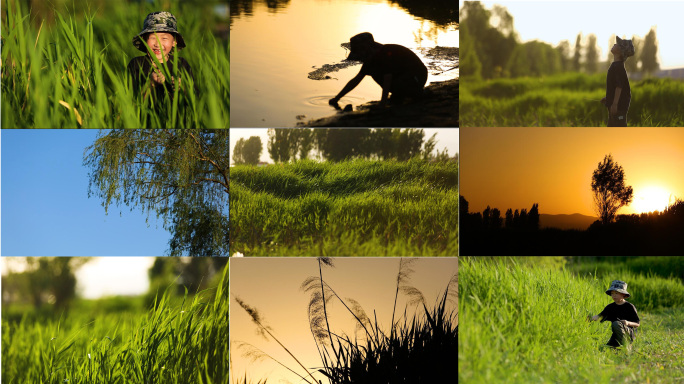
[
  {"left": 127, "top": 54, "right": 199, "bottom": 99},
  {"left": 598, "top": 301, "right": 640, "bottom": 324},
  {"left": 605, "top": 60, "right": 631, "bottom": 112}
]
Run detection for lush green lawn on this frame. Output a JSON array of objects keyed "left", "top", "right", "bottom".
[
  {"left": 1, "top": 267, "right": 228, "bottom": 383},
  {"left": 230, "top": 158, "right": 458, "bottom": 256},
  {"left": 625, "top": 308, "right": 684, "bottom": 383},
  {"left": 460, "top": 73, "right": 684, "bottom": 127},
  {"left": 459, "top": 257, "right": 684, "bottom": 383}
]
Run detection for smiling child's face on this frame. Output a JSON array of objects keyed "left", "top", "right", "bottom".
[{"left": 145, "top": 32, "right": 176, "bottom": 62}]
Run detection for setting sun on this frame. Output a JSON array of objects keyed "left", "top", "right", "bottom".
[{"left": 631, "top": 186, "right": 674, "bottom": 214}]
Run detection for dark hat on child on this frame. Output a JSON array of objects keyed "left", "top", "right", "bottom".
[
  {"left": 347, "top": 32, "right": 375, "bottom": 61},
  {"left": 606, "top": 280, "right": 630, "bottom": 298},
  {"left": 616, "top": 36, "right": 635, "bottom": 58},
  {"left": 133, "top": 11, "right": 186, "bottom": 53}
]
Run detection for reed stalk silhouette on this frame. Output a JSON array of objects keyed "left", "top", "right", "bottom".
[
  {"left": 233, "top": 296, "right": 320, "bottom": 384},
  {"left": 233, "top": 258, "right": 457, "bottom": 384}
]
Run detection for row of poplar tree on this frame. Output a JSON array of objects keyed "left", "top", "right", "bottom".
[
  {"left": 232, "top": 128, "right": 450, "bottom": 165},
  {"left": 460, "top": 1, "right": 660, "bottom": 79}
]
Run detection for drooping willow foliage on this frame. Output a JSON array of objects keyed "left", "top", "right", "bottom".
[{"left": 84, "top": 129, "right": 229, "bottom": 256}]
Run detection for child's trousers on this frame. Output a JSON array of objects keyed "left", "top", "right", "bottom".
[{"left": 607, "top": 321, "right": 635, "bottom": 347}]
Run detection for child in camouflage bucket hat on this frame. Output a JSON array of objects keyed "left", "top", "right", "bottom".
[
  {"left": 601, "top": 36, "right": 634, "bottom": 127},
  {"left": 588, "top": 280, "right": 640, "bottom": 350},
  {"left": 127, "top": 11, "right": 198, "bottom": 105}
]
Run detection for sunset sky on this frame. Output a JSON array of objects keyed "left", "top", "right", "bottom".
[
  {"left": 470, "top": 1, "right": 684, "bottom": 69},
  {"left": 460, "top": 127, "right": 684, "bottom": 217},
  {"left": 230, "top": 257, "right": 458, "bottom": 383}
]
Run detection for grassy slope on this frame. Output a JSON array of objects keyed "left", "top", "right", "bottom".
[
  {"left": 230, "top": 158, "right": 458, "bottom": 256},
  {"left": 460, "top": 73, "right": 684, "bottom": 127},
  {"left": 459, "top": 258, "right": 684, "bottom": 383}
]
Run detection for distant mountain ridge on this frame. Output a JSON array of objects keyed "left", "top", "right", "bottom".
[{"left": 540, "top": 213, "right": 597, "bottom": 231}]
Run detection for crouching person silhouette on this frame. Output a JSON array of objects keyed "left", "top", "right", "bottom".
[{"left": 329, "top": 32, "right": 428, "bottom": 108}]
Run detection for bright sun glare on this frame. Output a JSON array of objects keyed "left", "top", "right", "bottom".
[{"left": 631, "top": 186, "right": 674, "bottom": 214}]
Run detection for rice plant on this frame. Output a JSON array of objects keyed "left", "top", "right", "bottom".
[
  {"left": 1, "top": 0, "right": 229, "bottom": 128},
  {"left": 233, "top": 258, "right": 458, "bottom": 384}
]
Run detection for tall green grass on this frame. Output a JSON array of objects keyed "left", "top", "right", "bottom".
[
  {"left": 460, "top": 72, "right": 684, "bottom": 127},
  {"left": 1, "top": 0, "right": 229, "bottom": 128},
  {"left": 1, "top": 266, "right": 229, "bottom": 383},
  {"left": 569, "top": 256, "right": 684, "bottom": 284},
  {"left": 459, "top": 257, "right": 684, "bottom": 383},
  {"left": 229, "top": 158, "right": 458, "bottom": 256}
]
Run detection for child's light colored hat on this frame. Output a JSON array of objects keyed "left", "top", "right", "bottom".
[
  {"left": 606, "top": 280, "right": 630, "bottom": 298},
  {"left": 132, "top": 11, "right": 186, "bottom": 53},
  {"left": 616, "top": 36, "right": 635, "bottom": 58}
]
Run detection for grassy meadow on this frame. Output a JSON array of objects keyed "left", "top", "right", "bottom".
[
  {"left": 459, "top": 257, "right": 684, "bottom": 383},
  {"left": 229, "top": 158, "right": 459, "bottom": 256},
  {"left": 1, "top": 0, "right": 229, "bottom": 128},
  {"left": 1, "top": 266, "right": 229, "bottom": 383},
  {"left": 460, "top": 73, "right": 684, "bottom": 127}
]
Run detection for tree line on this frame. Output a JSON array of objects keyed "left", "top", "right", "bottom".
[
  {"left": 232, "top": 128, "right": 452, "bottom": 165},
  {"left": 1, "top": 257, "right": 227, "bottom": 316},
  {"left": 460, "top": 1, "right": 660, "bottom": 79},
  {"left": 460, "top": 196, "right": 540, "bottom": 232}
]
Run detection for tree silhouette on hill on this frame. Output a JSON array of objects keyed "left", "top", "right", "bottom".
[{"left": 591, "top": 154, "right": 633, "bottom": 224}]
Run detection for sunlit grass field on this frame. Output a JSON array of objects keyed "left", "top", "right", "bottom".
[
  {"left": 459, "top": 257, "right": 684, "bottom": 383},
  {"left": 1, "top": 267, "right": 229, "bottom": 383},
  {"left": 229, "top": 159, "right": 459, "bottom": 256},
  {"left": 460, "top": 73, "right": 684, "bottom": 127},
  {"left": 1, "top": 0, "right": 229, "bottom": 128}
]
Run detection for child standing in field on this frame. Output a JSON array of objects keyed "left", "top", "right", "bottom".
[
  {"left": 127, "top": 11, "right": 198, "bottom": 101},
  {"left": 601, "top": 36, "right": 634, "bottom": 127},
  {"left": 589, "top": 280, "right": 640, "bottom": 349}
]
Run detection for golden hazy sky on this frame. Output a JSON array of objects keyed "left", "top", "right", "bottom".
[
  {"left": 460, "top": 127, "right": 684, "bottom": 216},
  {"left": 230, "top": 257, "right": 457, "bottom": 383}
]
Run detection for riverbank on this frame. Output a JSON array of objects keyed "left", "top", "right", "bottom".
[{"left": 298, "top": 77, "right": 458, "bottom": 127}]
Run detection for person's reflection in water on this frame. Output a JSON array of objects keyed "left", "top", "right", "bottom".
[{"left": 329, "top": 32, "right": 428, "bottom": 108}]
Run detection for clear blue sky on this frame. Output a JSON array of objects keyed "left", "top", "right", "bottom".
[{"left": 1, "top": 129, "right": 172, "bottom": 256}]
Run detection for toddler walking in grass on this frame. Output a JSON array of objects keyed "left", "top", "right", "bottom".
[
  {"left": 127, "top": 11, "right": 198, "bottom": 101},
  {"left": 601, "top": 36, "right": 634, "bottom": 127},
  {"left": 589, "top": 280, "right": 640, "bottom": 349}
]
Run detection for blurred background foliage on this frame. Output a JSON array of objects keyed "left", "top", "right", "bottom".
[
  {"left": 471, "top": 256, "right": 684, "bottom": 284},
  {"left": 1, "top": 257, "right": 227, "bottom": 323},
  {"left": 460, "top": 1, "right": 660, "bottom": 80},
  {"left": 2, "top": 0, "right": 229, "bottom": 60},
  {"left": 463, "top": 256, "right": 684, "bottom": 311}
]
